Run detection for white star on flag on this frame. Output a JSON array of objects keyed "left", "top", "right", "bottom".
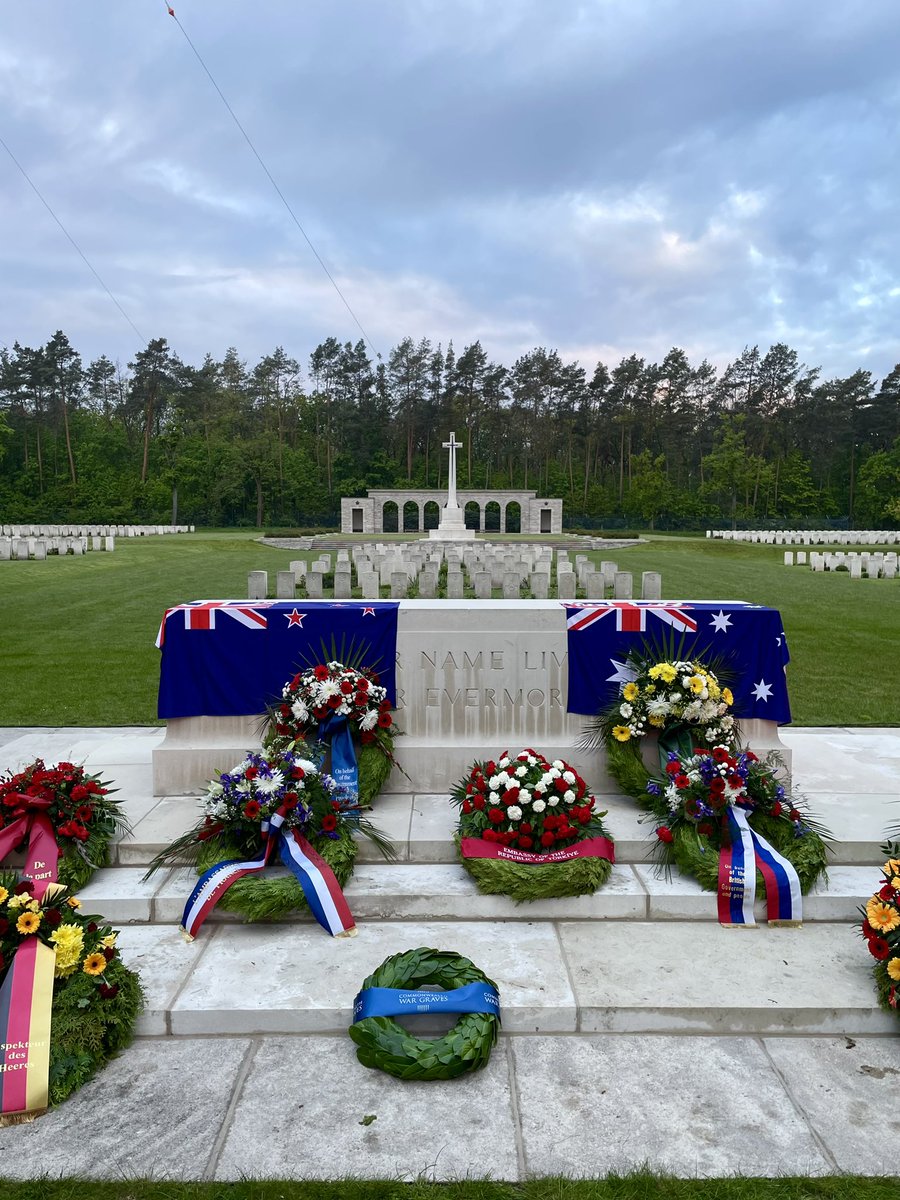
[
  {"left": 752, "top": 679, "right": 773, "bottom": 702},
  {"left": 284, "top": 609, "right": 305, "bottom": 628},
  {"left": 606, "top": 658, "right": 638, "bottom": 687},
  {"left": 710, "top": 611, "right": 732, "bottom": 633}
]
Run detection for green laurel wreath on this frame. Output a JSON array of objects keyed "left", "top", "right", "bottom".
[
  {"left": 453, "top": 835, "right": 613, "bottom": 902},
  {"left": 348, "top": 947, "right": 500, "bottom": 1080}
]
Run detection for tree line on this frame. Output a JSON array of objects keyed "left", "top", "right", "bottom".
[{"left": 1, "top": 330, "right": 899, "bottom": 529}]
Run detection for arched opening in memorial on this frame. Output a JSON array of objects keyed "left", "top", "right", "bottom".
[
  {"left": 505, "top": 501, "right": 521, "bottom": 533},
  {"left": 465, "top": 501, "right": 480, "bottom": 531},
  {"left": 403, "top": 500, "right": 420, "bottom": 532},
  {"left": 382, "top": 501, "right": 399, "bottom": 533},
  {"left": 484, "top": 500, "right": 501, "bottom": 532},
  {"left": 423, "top": 500, "right": 440, "bottom": 530}
]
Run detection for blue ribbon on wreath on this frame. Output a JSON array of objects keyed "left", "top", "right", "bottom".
[
  {"left": 317, "top": 713, "right": 360, "bottom": 823},
  {"left": 353, "top": 982, "right": 501, "bottom": 1022}
]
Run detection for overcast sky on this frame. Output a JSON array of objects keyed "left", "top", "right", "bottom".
[{"left": 2, "top": 1, "right": 899, "bottom": 383}]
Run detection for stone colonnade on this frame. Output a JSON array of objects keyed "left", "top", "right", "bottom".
[{"left": 341, "top": 491, "right": 562, "bottom": 535}]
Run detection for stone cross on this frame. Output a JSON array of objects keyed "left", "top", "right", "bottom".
[{"left": 442, "top": 431, "right": 462, "bottom": 510}]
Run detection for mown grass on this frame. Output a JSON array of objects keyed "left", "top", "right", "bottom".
[
  {"left": 0, "top": 531, "right": 897, "bottom": 726},
  {"left": 0, "top": 1177, "right": 896, "bottom": 1200}
]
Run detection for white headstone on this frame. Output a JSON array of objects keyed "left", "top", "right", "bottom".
[{"left": 248, "top": 570, "right": 268, "bottom": 599}]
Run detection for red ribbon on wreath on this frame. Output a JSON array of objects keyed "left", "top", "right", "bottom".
[{"left": 0, "top": 793, "right": 60, "bottom": 899}]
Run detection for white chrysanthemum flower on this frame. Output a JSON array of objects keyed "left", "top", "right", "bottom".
[
  {"left": 532, "top": 799, "right": 546, "bottom": 813},
  {"left": 619, "top": 703, "right": 633, "bottom": 719},
  {"left": 506, "top": 805, "right": 523, "bottom": 821},
  {"left": 489, "top": 777, "right": 501, "bottom": 791},
  {"left": 519, "top": 789, "right": 532, "bottom": 805},
  {"left": 360, "top": 710, "right": 378, "bottom": 732},
  {"left": 292, "top": 758, "right": 317, "bottom": 775},
  {"left": 515, "top": 765, "right": 528, "bottom": 778},
  {"left": 496, "top": 771, "right": 510, "bottom": 786},
  {"left": 527, "top": 755, "right": 537, "bottom": 766},
  {"left": 255, "top": 770, "right": 284, "bottom": 795},
  {"left": 291, "top": 700, "right": 309, "bottom": 721},
  {"left": 498, "top": 757, "right": 510, "bottom": 769},
  {"left": 319, "top": 680, "right": 342, "bottom": 700},
  {"left": 563, "top": 789, "right": 575, "bottom": 803},
  {"left": 563, "top": 771, "right": 576, "bottom": 785},
  {"left": 647, "top": 699, "right": 670, "bottom": 718},
  {"left": 552, "top": 760, "right": 564, "bottom": 771}
]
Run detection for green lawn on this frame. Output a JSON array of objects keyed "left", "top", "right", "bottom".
[
  {"left": 0, "top": 531, "right": 897, "bottom": 726},
  {"left": 0, "top": 1177, "right": 896, "bottom": 1200}
]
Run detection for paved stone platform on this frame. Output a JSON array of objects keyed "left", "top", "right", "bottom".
[{"left": 0, "top": 725, "right": 898, "bottom": 1179}]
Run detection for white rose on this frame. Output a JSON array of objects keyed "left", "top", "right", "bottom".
[
  {"left": 498, "top": 757, "right": 510, "bottom": 769},
  {"left": 518, "top": 790, "right": 532, "bottom": 805},
  {"left": 496, "top": 771, "right": 510, "bottom": 786},
  {"left": 563, "top": 771, "right": 576, "bottom": 785},
  {"left": 515, "top": 765, "right": 528, "bottom": 778},
  {"left": 563, "top": 789, "right": 575, "bottom": 803},
  {"left": 506, "top": 805, "right": 523, "bottom": 821},
  {"left": 548, "top": 796, "right": 559, "bottom": 807},
  {"left": 532, "top": 799, "right": 546, "bottom": 813},
  {"left": 552, "top": 760, "right": 564, "bottom": 771},
  {"left": 549, "top": 768, "right": 561, "bottom": 780},
  {"left": 489, "top": 777, "right": 501, "bottom": 791}
]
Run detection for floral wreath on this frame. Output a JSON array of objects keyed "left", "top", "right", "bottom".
[
  {"left": 450, "top": 749, "right": 615, "bottom": 901},
  {"left": 0, "top": 760, "right": 128, "bottom": 892},
  {"left": 644, "top": 744, "right": 830, "bottom": 895},
  {"left": 146, "top": 743, "right": 393, "bottom": 923},
  {"left": 0, "top": 878, "right": 143, "bottom": 1111},
  {"left": 349, "top": 947, "right": 499, "bottom": 1080},
  {"left": 269, "top": 661, "right": 398, "bottom": 807},
  {"left": 859, "top": 847, "right": 900, "bottom": 1017}
]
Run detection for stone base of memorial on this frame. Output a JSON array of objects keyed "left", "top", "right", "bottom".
[{"left": 152, "top": 602, "right": 791, "bottom": 796}]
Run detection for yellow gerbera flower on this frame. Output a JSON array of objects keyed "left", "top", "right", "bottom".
[
  {"left": 50, "top": 924, "right": 85, "bottom": 978},
  {"left": 0, "top": 887, "right": 8, "bottom": 905},
  {"left": 612, "top": 725, "right": 632, "bottom": 742},
  {"left": 883, "top": 859, "right": 900, "bottom": 877},
  {"left": 688, "top": 675, "right": 706, "bottom": 695},
  {"left": 83, "top": 952, "right": 107, "bottom": 976},
  {"left": 887, "top": 958, "right": 900, "bottom": 982},
  {"left": 722, "top": 687, "right": 734, "bottom": 706},
  {"left": 16, "top": 911, "right": 41, "bottom": 935},
  {"left": 648, "top": 714, "right": 666, "bottom": 727},
  {"left": 66, "top": 896, "right": 82, "bottom": 910},
  {"left": 623, "top": 682, "right": 639, "bottom": 702},
  {"left": 866, "top": 898, "right": 900, "bottom": 933}
]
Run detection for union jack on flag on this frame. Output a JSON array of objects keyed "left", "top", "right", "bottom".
[
  {"left": 155, "top": 600, "right": 275, "bottom": 647},
  {"left": 565, "top": 601, "right": 697, "bottom": 634}
]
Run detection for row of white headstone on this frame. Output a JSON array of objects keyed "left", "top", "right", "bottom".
[
  {"left": 0, "top": 523, "right": 193, "bottom": 537},
  {"left": 784, "top": 549, "right": 899, "bottom": 578},
  {"left": 0, "top": 534, "right": 116, "bottom": 560},
  {"left": 249, "top": 543, "right": 661, "bottom": 601},
  {"left": 709, "top": 529, "right": 900, "bottom": 545}
]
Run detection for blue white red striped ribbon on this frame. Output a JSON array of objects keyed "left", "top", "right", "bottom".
[
  {"left": 181, "top": 814, "right": 355, "bottom": 939},
  {"left": 717, "top": 807, "right": 802, "bottom": 926}
]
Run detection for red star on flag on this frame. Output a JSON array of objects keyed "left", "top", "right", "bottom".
[
  {"left": 284, "top": 609, "right": 306, "bottom": 628},
  {"left": 362, "top": 607, "right": 376, "bottom": 617}
]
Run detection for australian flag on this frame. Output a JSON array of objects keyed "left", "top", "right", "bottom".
[
  {"left": 565, "top": 601, "right": 791, "bottom": 724},
  {"left": 157, "top": 600, "right": 400, "bottom": 719}
]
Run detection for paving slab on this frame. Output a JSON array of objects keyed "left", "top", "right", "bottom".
[
  {"left": 116, "top": 923, "right": 211, "bottom": 1035},
  {"left": 169, "top": 920, "right": 576, "bottom": 1035},
  {"left": 559, "top": 920, "right": 899, "bottom": 1035},
  {"left": 511, "top": 1035, "right": 832, "bottom": 1177},
  {"left": 782, "top": 729, "right": 900, "bottom": 794},
  {"left": 0, "top": 1038, "right": 249, "bottom": 1180},
  {"left": 76, "top": 865, "right": 164, "bottom": 923},
  {"left": 763, "top": 1035, "right": 900, "bottom": 1175},
  {"left": 356, "top": 792, "right": 412, "bottom": 862},
  {"left": 215, "top": 1036, "right": 519, "bottom": 1181}
]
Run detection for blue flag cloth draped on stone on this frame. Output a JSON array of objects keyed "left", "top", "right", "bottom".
[
  {"left": 156, "top": 600, "right": 400, "bottom": 719},
  {"left": 564, "top": 601, "right": 791, "bottom": 724}
]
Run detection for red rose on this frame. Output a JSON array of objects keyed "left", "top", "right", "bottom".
[
  {"left": 103, "top": 946, "right": 117, "bottom": 962},
  {"left": 519, "top": 822, "right": 532, "bottom": 835},
  {"left": 485, "top": 761, "right": 496, "bottom": 776},
  {"left": 72, "top": 824, "right": 90, "bottom": 842},
  {"left": 99, "top": 983, "right": 119, "bottom": 1000},
  {"left": 554, "top": 778, "right": 568, "bottom": 793},
  {"left": 14, "top": 880, "right": 33, "bottom": 895},
  {"left": 656, "top": 826, "right": 674, "bottom": 844},
  {"left": 771, "top": 801, "right": 783, "bottom": 817},
  {"left": 473, "top": 795, "right": 485, "bottom": 810},
  {"left": 462, "top": 799, "right": 473, "bottom": 814},
  {"left": 44, "top": 908, "right": 62, "bottom": 927},
  {"left": 276, "top": 724, "right": 292, "bottom": 737},
  {"left": 87, "top": 922, "right": 99, "bottom": 933},
  {"left": 502, "top": 787, "right": 520, "bottom": 805},
  {"left": 518, "top": 836, "right": 533, "bottom": 849},
  {"left": 243, "top": 800, "right": 261, "bottom": 819},
  {"left": 744, "top": 751, "right": 759, "bottom": 762},
  {"left": 321, "top": 814, "right": 338, "bottom": 832},
  {"left": 540, "top": 832, "right": 555, "bottom": 847},
  {"left": 488, "top": 807, "right": 505, "bottom": 824},
  {"left": 789, "top": 809, "right": 801, "bottom": 822}
]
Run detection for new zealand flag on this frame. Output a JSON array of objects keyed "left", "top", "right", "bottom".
[
  {"left": 565, "top": 601, "right": 791, "bottom": 723},
  {"left": 157, "top": 600, "right": 399, "bottom": 719}
]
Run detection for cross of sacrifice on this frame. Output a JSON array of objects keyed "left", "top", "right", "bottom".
[{"left": 443, "top": 431, "right": 462, "bottom": 510}]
